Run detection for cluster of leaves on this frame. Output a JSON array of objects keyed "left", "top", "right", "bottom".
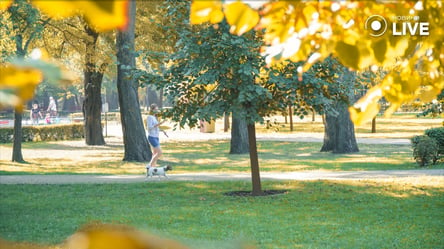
[
  {"left": 267, "top": 56, "right": 359, "bottom": 120},
  {"left": 418, "top": 91, "right": 443, "bottom": 117},
  {"left": 190, "top": 0, "right": 444, "bottom": 124}
]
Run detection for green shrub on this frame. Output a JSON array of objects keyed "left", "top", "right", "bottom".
[
  {"left": 425, "top": 127, "right": 444, "bottom": 155},
  {"left": 411, "top": 135, "right": 439, "bottom": 167},
  {"left": 0, "top": 124, "right": 84, "bottom": 143}
]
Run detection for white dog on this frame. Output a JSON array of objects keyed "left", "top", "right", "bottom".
[{"left": 146, "top": 165, "right": 172, "bottom": 179}]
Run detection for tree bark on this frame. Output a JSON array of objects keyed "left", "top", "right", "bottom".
[
  {"left": 12, "top": 110, "right": 24, "bottom": 162},
  {"left": 116, "top": 0, "right": 151, "bottom": 161},
  {"left": 230, "top": 111, "right": 249, "bottom": 154},
  {"left": 83, "top": 26, "right": 105, "bottom": 145},
  {"left": 321, "top": 102, "right": 359, "bottom": 153},
  {"left": 288, "top": 105, "right": 294, "bottom": 131},
  {"left": 11, "top": 35, "right": 26, "bottom": 163},
  {"left": 248, "top": 123, "right": 262, "bottom": 196}
]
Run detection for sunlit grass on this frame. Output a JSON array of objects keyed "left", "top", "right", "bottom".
[
  {"left": 2, "top": 139, "right": 439, "bottom": 175},
  {"left": 257, "top": 115, "right": 443, "bottom": 138},
  {"left": 0, "top": 137, "right": 444, "bottom": 174},
  {"left": 1, "top": 115, "right": 442, "bottom": 174}
]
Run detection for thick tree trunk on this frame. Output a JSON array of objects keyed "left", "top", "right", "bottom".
[
  {"left": 321, "top": 102, "right": 359, "bottom": 153},
  {"left": 83, "top": 26, "right": 105, "bottom": 145},
  {"left": 116, "top": 0, "right": 151, "bottom": 162},
  {"left": 248, "top": 123, "right": 262, "bottom": 196},
  {"left": 230, "top": 111, "right": 249, "bottom": 154},
  {"left": 12, "top": 110, "right": 24, "bottom": 162}
]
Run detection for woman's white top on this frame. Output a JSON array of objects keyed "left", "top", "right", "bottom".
[{"left": 147, "top": 115, "right": 159, "bottom": 137}]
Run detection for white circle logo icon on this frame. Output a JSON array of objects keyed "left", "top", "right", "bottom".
[{"left": 365, "top": 15, "right": 388, "bottom": 37}]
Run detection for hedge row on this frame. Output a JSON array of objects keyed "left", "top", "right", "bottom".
[{"left": 0, "top": 124, "right": 84, "bottom": 143}]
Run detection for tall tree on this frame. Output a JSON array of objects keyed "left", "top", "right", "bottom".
[
  {"left": 2, "top": 0, "right": 49, "bottom": 162},
  {"left": 116, "top": 0, "right": 151, "bottom": 161},
  {"left": 83, "top": 25, "right": 106, "bottom": 145},
  {"left": 42, "top": 16, "right": 111, "bottom": 145},
  {"left": 309, "top": 57, "right": 359, "bottom": 153},
  {"left": 268, "top": 57, "right": 359, "bottom": 153}
]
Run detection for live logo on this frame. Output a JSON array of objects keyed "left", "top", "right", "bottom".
[{"left": 392, "top": 22, "right": 430, "bottom": 36}]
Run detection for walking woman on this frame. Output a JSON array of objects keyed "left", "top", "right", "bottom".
[{"left": 146, "top": 104, "right": 164, "bottom": 167}]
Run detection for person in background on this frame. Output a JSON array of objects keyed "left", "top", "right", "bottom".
[
  {"left": 47, "top": 96, "right": 57, "bottom": 118},
  {"left": 30, "top": 102, "right": 42, "bottom": 125},
  {"left": 146, "top": 104, "right": 165, "bottom": 168}
]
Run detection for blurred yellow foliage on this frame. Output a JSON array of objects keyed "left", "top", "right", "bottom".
[
  {"left": 224, "top": 1, "right": 259, "bottom": 35},
  {"left": 0, "top": 64, "right": 43, "bottom": 111},
  {"left": 0, "top": 0, "right": 129, "bottom": 111},
  {"left": 190, "top": 1, "right": 223, "bottom": 25},
  {"left": 31, "top": 0, "right": 128, "bottom": 32},
  {"left": 190, "top": 0, "right": 444, "bottom": 124},
  {"left": 63, "top": 224, "right": 190, "bottom": 249}
]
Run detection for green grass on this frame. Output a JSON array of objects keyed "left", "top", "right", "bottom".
[
  {"left": 1, "top": 116, "right": 443, "bottom": 248},
  {"left": 0, "top": 181, "right": 443, "bottom": 249}
]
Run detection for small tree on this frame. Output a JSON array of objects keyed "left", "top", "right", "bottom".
[{"left": 158, "top": 3, "right": 274, "bottom": 195}]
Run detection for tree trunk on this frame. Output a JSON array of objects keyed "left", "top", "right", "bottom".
[
  {"left": 321, "top": 102, "right": 359, "bottom": 153},
  {"left": 223, "top": 112, "right": 230, "bottom": 132},
  {"left": 371, "top": 117, "right": 376, "bottom": 133},
  {"left": 11, "top": 36, "right": 26, "bottom": 163},
  {"left": 116, "top": 0, "right": 151, "bottom": 162},
  {"left": 83, "top": 26, "right": 105, "bottom": 145},
  {"left": 248, "top": 123, "right": 262, "bottom": 196},
  {"left": 230, "top": 111, "right": 249, "bottom": 154},
  {"left": 288, "top": 105, "right": 294, "bottom": 131},
  {"left": 12, "top": 110, "right": 24, "bottom": 162}
]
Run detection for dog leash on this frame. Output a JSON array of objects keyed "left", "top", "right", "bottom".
[{"left": 161, "top": 130, "right": 169, "bottom": 138}]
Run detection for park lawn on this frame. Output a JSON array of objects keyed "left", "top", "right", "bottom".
[
  {"left": 0, "top": 180, "right": 443, "bottom": 249},
  {"left": 1, "top": 140, "right": 439, "bottom": 175}
]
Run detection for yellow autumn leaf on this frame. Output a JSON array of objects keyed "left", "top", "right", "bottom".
[
  {"left": 417, "top": 85, "right": 442, "bottom": 103},
  {"left": 349, "top": 85, "right": 383, "bottom": 125},
  {"left": 64, "top": 224, "right": 190, "bottom": 249},
  {"left": 224, "top": 1, "right": 259, "bottom": 35},
  {"left": 335, "top": 41, "right": 360, "bottom": 69},
  {"left": 349, "top": 101, "right": 380, "bottom": 125},
  {"left": 32, "top": 0, "right": 128, "bottom": 32},
  {"left": 0, "top": 0, "right": 12, "bottom": 10},
  {"left": 0, "top": 64, "right": 43, "bottom": 111},
  {"left": 190, "top": 0, "right": 224, "bottom": 25}
]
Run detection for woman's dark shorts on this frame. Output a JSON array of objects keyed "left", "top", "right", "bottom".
[{"left": 148, "top": 136, "right": 160, "bottom": 148}]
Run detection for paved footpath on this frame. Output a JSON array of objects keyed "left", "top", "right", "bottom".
[{"left": 1, "top": 169, "right": 443, "bottom": 184}]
